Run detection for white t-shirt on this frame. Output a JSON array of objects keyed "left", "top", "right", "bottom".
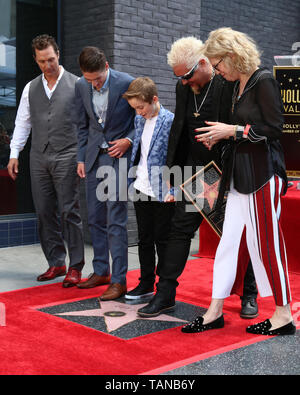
[{"left": 133, "top": 115, "right": 158, "bottom": 197}]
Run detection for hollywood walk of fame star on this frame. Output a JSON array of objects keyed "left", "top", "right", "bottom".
[
  {"left": 57, "top": 300, "right": 187, "bottom": 333},
  {"left": 196, "top": 177, "right": 220, "bottom": 210}
]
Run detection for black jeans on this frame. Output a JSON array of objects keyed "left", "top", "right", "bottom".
[
  {"left": 134, "top": 194, "right": 176, "bottom": 288},
  {"left": 156, "top": 194, "right": 258, "bottom": 302}
]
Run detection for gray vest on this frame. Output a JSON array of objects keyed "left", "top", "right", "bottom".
[{"left": 29, "top": 70, "right": 78, "bottom": 153}]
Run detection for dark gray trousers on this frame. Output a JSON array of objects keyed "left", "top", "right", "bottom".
[{"left": 30, "top": 145, "right": 85, "bottom": 270}]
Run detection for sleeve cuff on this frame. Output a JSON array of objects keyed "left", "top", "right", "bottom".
[{"left": 10, "top": 149, "right": 20, "bottom": 159}]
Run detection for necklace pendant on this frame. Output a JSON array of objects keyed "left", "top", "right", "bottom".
[
  {"left": 98, "top": 118, "right": 103, "bottom": 124},
  {"left": 194, "top": 112, "right": 200, "bottom": 118}
]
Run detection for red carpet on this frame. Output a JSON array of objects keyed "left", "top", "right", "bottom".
[{"left": 0, "top": 259, "right": 299, "bottom": 375}]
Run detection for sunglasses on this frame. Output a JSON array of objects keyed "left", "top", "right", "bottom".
[
  {"left": 177, "top": 62, "right": 199, "bottom": 80},
  {"left": 212, "top": 58, "right": 223, "bottom": 72}
]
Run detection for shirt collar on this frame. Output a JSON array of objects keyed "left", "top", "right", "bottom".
[
  {"left": 42, "top": 65, "right": 64, "bottom": 85},
  {"left": 93, "top": 68, "right": 110, "bottom": 93}
]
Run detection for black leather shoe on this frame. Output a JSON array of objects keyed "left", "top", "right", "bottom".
[
  {"left": 240, "top": 298, "right": 258, "bottom": 319},
  {"left": 181, "top": 315, "right": 224, "bottom": 333},
  {"left": 137, "top": 296, "right": 175, "bottom": 317},
  {"left": 246, "top": 319, "right": 296, "bottom": 336},
  {"left": 125, "top": 283, "right": 154, "bottom": 300}
]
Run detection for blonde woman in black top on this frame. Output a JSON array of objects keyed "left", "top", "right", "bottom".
[{"left": 182, "top": 27, "right": 295, "bottom": 336}]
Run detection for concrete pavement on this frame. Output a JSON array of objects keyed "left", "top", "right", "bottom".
[{"left": 0, "top": 237, "right": 200, "bottom": 293}]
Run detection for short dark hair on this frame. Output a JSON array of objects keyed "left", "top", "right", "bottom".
[
  {"left": 79, "top": 47, "right": 107, "bottom": 72},
  {"left": 123, "top": 77, "right": 158, "bottom": 104},
  {"left": 31, "top": 34, "right": 59, "bottom": 58}
]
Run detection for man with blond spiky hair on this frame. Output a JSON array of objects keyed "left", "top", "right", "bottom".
[
  {"left": 138, "top": 36, "right": 258, "bottom": 320},
  {"left": 167, "top": 36, "right": 206, "bottom": 94}
]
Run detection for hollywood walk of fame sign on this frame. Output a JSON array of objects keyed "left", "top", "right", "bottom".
[
  {"left": 180, "top": 161, "right": 226, "bottom": 237},
  {"left": 274, "top": 66, "right": 300, "bottom": 177},
  {"left": 38, "top": 297, "right": 204, "bottom": 340}
]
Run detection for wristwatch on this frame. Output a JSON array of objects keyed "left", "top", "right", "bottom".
[{"left": 235, "top": 124, "right": 250, "bottom": 140}]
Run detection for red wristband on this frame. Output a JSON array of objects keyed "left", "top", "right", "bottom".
[{"left": 243, "top": 124, "right": 250, "bottom": 138}]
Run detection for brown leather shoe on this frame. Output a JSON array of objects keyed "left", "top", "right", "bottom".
[
  {"left": 62, "top": 268, "right": 82, "bottom": 288},
  {"left": 37, "top": 266, "right": 67, "bottom": 282},
  {"left": 100, "top": 283, "right": 127, "bottom": 301},
  {"left": 76, "top": 273, "right": 111, "bottom": 289}
]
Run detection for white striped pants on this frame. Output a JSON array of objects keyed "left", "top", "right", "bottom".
[{"left": 212, "top": 176, "right": 292, "bottom": 307}]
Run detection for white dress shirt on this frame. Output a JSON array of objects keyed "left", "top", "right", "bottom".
[{"left": 10, "top": 66, "right": 65, "bottom": 159}]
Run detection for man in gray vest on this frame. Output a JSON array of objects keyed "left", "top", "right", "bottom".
[{"left": 7, "top": 34, "right": 85, "bottom": 287}]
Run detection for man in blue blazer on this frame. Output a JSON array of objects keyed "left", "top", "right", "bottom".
[{"left": 75, "top": 47, "right": 135, "bottom": 300}]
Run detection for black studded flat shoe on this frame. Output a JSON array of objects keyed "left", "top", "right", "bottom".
[
  {"left": 246, "top": 319, "right": 296, "bottom": 336},
  {"left": 181, "top": 315, "right": 224, "bottom": 333}
]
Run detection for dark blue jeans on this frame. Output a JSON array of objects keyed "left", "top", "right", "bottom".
[{"left": 86, "top": 154, "right": 128, "bottom": 284}]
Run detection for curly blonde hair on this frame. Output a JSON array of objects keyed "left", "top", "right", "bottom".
[
  {"left": 203, "top": 27, "right": 261, "bottom": 74},
  {"left": 167, "top": 36, "right": 207, "bottom": 69}
]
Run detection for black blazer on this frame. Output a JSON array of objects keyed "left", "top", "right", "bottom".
[{"left": 226, "top": 68, "right": 287, "bottom": 196}]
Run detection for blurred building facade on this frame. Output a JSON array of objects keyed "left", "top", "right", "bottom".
[{"left": 0, "top": 0, "right": 299, "bottom": 247}]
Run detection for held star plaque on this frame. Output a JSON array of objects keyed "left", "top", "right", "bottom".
[{"left": 180, "top": 161, "right": 226, "bottom": 237}]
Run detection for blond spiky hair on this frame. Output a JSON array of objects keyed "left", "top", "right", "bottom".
[{"left": 167, "top": 36, "right": 206, "bottom": 69}]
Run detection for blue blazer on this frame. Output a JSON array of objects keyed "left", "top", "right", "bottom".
[
  {"left": 129, "top": 105, "right": 174, "bottom": 202},
  {"left": 75, "top": 68, "right": 135, "bottom": 173}
]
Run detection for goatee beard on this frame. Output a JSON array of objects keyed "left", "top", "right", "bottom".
[{"left": 190, "top": 85, "right": 201, "bottom": 94}]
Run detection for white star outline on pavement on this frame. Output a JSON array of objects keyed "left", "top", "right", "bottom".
[{"left": 57, "top": 300, "right": 187, "bottom": 333}]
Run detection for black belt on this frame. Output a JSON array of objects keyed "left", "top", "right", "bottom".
[{"left": 99, "top": 147, "right": 109, "bottom": 155}]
